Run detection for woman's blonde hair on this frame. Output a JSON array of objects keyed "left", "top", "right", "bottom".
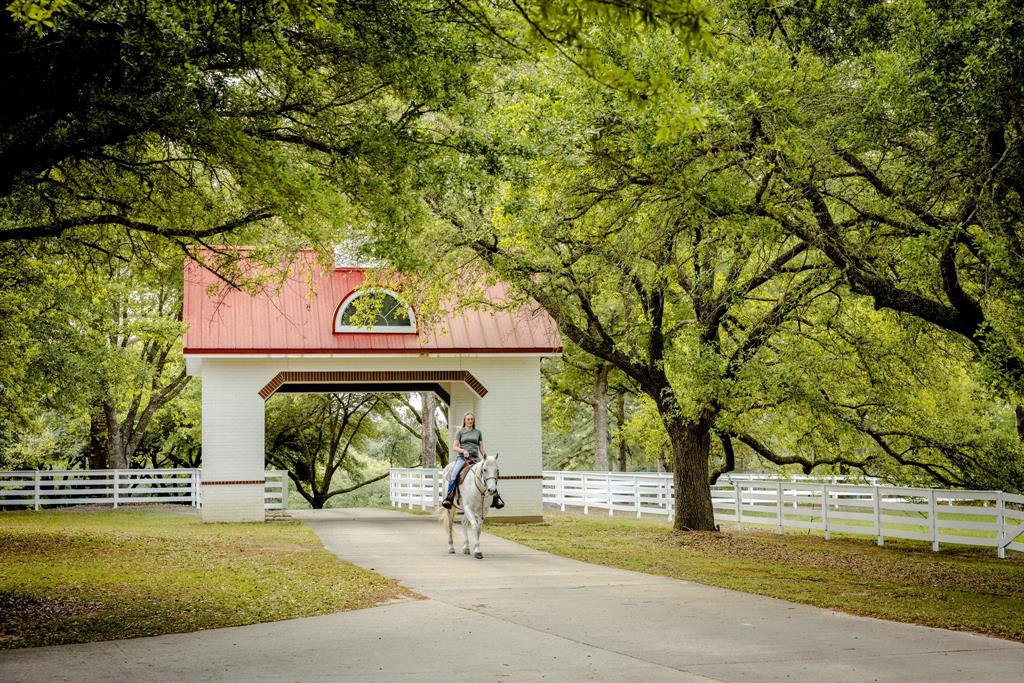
[{"left": 461, "top": 411, "right": 476, "bottom": 428}]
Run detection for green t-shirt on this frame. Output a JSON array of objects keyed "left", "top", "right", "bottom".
[{"left": 456, "top": 427, "right": 483, "bottom": 456}]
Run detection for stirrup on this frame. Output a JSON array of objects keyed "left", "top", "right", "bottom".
[{"left": 490, "top": 493, "right": 505, "bottom": 509}]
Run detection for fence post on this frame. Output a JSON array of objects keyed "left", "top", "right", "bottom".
[
  {"left": 735, "top": 484, "right": 743, "bottom": 530},
  {"left": 280, "top": 471, "right": 288, "bottom": 510},
  {"left": 997, "top": 491, "right": 1005, "bottom": 559},
  {"left": 607, "top": 472, "right": 614, "bottom": 517},
  {"left": 558, "top": 472, "right": 566, "bottom": 512},
  {"left": 635, "top": 476, "right": 641, "bottom": 519},
  {"left": 873, "top": 484, "right": 883, "bottom": 547},
  {"left": 113, "top": 470, "right": 120, "bottom": 509},
  {"left": 664, "top": 476, "right": 672, "bottom": 520},
  {"left": 929, "top": 489, "right": 939, "bottom": 552},
  {"left": 776, "top": 480, "right": 784, "bottom": 534},
  {"left": 822, "top": 483, "right": 830, "bottom": 540},
  {"left": 33, "top": 470, "right": 40, "bottom": 511},
  {"left": 583, "top": 473, "right": 589, "bottom": 515}
]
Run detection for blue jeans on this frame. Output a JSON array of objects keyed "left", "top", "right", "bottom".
[{"left": 447, "top": 454, "right": 478, "bottom": 497}]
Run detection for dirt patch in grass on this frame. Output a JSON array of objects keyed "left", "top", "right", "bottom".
[
  {"left": 0, "top": 508, "right": 414, "bottom": 649},
  {"left": 488, "top": 514, "right": 1024, "bottom": 642}
]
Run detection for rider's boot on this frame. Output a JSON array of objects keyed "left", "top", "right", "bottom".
[{"left": 441, "top": 488, "right": 455, "bottom": 509}]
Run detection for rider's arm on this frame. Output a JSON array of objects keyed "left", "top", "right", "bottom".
[{"left": 453, "top": 430, "right": 467, "bottom": 456}]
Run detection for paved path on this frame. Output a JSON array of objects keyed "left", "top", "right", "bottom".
[{"left": 3, "top": 508, "right": 1023, "bottom": 682}]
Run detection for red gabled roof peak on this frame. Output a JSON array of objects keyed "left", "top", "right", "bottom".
[{"left": 182, "top": 251, "right": 562, "bottom": 355}]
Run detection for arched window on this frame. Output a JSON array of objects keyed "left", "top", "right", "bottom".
[{"left": 334, "top": 289, "right": 416, "bottom": 333}]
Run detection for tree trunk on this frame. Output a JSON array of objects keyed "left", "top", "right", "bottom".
[
  {"left": 103, "top": 403, "right": 129, "bottom": 469},
  {"left": 87, "top": 404, "right": 108, "bottom": 469},
  {"left": 615, "top": 393, "right": 627, "bottom": 472},
  {"left": 664, "top": 413, "right": 716, "bottom": 531},
  {"left": 106, "top": 438, "right": 128, "bottom": 469},
  {"left": 1016, "top": 404, "right": 1024, "bottom": 441},
  {"left": 421, "top": 392, "right": 436, "bottom": 468},
  {"left": 594, "top": 364, "right": 611, "bottom": 470}
]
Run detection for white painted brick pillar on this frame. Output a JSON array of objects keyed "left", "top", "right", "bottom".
[
  {"left": 468, "top": 358, "right": 544, "bottom": 521},
  {"left": 199, "top": 361, "right": 269, "bottom": 522}
]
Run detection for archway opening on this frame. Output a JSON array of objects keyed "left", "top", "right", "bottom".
[{"left": 265, "top": 387, "right": 449, "bottom": 510}]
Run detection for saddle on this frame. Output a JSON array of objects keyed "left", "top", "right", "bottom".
[
  {"left": 444, "top": 457, "right": 504, "bottom": 509},
  {"left": 456, "top": 457, "right": 479, "bottom": 487}
]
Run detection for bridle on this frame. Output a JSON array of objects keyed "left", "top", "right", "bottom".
[{"left": 472, "top": 458, "right": 499, "bottom": 497}]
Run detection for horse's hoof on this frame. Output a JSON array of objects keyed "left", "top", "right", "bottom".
[
  {"left": 463, "top": 548, "right": 470, "bottom": 555},
  {"left": 448, "top": 548, "right": 455, "bottom": 554},
  {"left": 474, "top": 552, "right": 483, "bottom": 559}
]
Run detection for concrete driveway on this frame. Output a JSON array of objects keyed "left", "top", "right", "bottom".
[{"left": 2, "top": 507, "right": 1023, "bottom": 682}]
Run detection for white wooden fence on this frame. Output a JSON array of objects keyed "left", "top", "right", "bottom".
[
  {"left": 264, "top": 470, "right": 289, "bottom": 510},
  {"left": 719, "top": 471, "right": 877, "bottom": 485},
  {"left": 390, "top": 467, "right": 442, "bottom": 511},
  {"left": 388, "top": 468, "right": 1024, "bottom": 557},
  {"left": 0, "top": 469, "right": 288, "bottom": 511}
]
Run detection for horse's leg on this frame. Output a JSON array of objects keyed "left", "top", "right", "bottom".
[
  {"left": 445, "top": 508, "right": 455, "bottom": 554},
  {"left": 440, "top": 476, "right": 455, "bottom": 554},
  {"left": 461, "top": 488, "right": 475, "bottom": 554},
  {"left": 462, "top": 499, "right": 483, "bottom": 559},
  {"left": 471, "top": 510, "right": 483, "bottom": 559}
]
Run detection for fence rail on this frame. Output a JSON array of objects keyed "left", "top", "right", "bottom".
[
  {"left": 264, "top": 470, "right": 289, "bottom": 510},
  {"left": 718, "top": 471, "right": 878, "bottom": 485},
  {"left": 390, "top": 468, "right": 441, "bottom": 511},
  {"left": 388, "top": 468, "right": 1024, "bottom": 558},
  {"left": 0, "top": 469, "right": 288, "bottom": 512}
]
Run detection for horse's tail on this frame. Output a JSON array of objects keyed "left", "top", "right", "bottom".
[{"left": 440, "top": 505, "right": 453, "bottom": 536}]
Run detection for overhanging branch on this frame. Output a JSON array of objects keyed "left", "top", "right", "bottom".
[{"left": 2, "top": 209, "right": 275, "bottom": 242}]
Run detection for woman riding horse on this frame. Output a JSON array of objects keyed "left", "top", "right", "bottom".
[{"left": 442, "top": 411, "right": 501, "bottom": 509}]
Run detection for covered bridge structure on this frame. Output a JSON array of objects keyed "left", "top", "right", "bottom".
[{"left": 183, "top": 252, "right": 562, "bottom": 522}]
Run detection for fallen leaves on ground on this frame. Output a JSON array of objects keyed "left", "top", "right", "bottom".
[{"left": 0, "top": 507, "right": 414, "bottom": 649}]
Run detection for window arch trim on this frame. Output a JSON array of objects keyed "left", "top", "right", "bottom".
[{"left": 332, "top": 288, "right": 417, "bottom": 334}]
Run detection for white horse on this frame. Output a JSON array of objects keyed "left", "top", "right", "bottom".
[{"left": 439, "top": 453, "right": 499, "bottom": 559}]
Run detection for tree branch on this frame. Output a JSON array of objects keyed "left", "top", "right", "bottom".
[{"left": 2, "top": 209, "right": 274, "bottom": 242}]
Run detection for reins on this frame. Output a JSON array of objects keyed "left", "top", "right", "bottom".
[
  {"left": 473, "top": 460, "right": 497, "bottom": 496},
  {"left": 461, "top": 459, "right": 496, "bottom": 507}
]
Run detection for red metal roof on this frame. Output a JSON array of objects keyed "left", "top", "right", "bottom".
[{"left": 183, "top": 253, "right": 562, "bottom": 355}]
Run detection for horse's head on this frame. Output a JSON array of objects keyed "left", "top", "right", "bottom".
[{"left": 482, "top": 453, "right": 499, "bottom": 493}]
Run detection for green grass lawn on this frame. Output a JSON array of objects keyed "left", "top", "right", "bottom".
[
  {"left": 0, "top": 507, "right": 414, "bottom": 650},
  {"left": 487, "top": 513, "right": 1024, "bottom": 642}
]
